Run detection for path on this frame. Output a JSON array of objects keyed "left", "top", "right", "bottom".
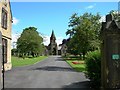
[{"left": 5, "top": 56, "right": 90, "bottom": 88}]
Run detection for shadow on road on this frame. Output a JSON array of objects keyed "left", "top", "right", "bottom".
[
  {"left": 62, "top": 81, "right": 91, "bottom": 90},
  {"left": 31, "top": 66, "right": 76, "bottom": 72},
  {"left": 55, "top": 58, "right": 64, "bottom": 61}
]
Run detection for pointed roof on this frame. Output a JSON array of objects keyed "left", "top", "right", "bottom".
[
  {"left": 106, "top": 20, "right": 119, "bottom": 29},
  {"left": 50, "top": 30, "right": 56, "bottom": 40},
  {"left": 101, "top": 14, "right": 120, "bottom": 34}
]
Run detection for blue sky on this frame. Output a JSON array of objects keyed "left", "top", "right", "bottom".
[{"left": 11, "top": 2, "right": 118, "bottom": 47}]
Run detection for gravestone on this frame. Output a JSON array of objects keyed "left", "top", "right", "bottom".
[
  {"left": 0, "top": 31, "right": 2, "bottom": 89},
  {"left": 101, "top": 14, "right": 120, "bottom": 89}
]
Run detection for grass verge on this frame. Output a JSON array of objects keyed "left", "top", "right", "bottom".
[
  {"left": 11, "top": 56, "right": 48, "bottom": 67},
  {"left": 63, "top": 56, "right": 86, "bottom": 72}
]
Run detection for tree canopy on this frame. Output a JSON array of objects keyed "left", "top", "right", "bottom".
[
  {"left": 66, "top": 12, "right": 101, "bottom": 59},
  {"left": 17, "top": 27, "right": 45, "bottom": 57}
]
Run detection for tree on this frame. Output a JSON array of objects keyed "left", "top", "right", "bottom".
[
  {"left": 17, "top": 27, "right": 45, "bottom": 58},
  {"left": 66, "top": 13, "right": 80, "bottom": 37},
  {"left": 66, "top": 13, "right": 101, "bottom": 59},
  {"left": 11, "top": 48, "right": 18, "bottom": 56}
]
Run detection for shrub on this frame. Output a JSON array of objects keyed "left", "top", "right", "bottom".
[{"left": 85, "top": 50, "right": 101, "bottom": 87}]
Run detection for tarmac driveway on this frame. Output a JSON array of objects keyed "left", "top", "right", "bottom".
[{"left": 5, "top": 56, "right": 90, "bottom": 88}]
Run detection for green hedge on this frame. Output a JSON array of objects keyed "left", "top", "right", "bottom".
[{"left": 85, "top": 50, "right": 101, "bottom": 87}]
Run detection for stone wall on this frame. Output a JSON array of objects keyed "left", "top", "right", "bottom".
[
  {"left": 101, "top": 14, "right": 120, "bottom": 89},
  {"left": 0, "top": 0, "right": 12, "bottom": 71}
]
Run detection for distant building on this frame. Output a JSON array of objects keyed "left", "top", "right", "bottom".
[
  {"left": 61, "top": 44, "right": 67, "bottom": 56},
  {"left": 46, "top": 31, "right": 69, "bottom": 56},
  {"left": 57, "top": 45, "right": 61, "bottom": 55},
  {"left": 0, "top": 0, "right": 12, "bottom": 71},
  {"left": 59, "top": 39, "right": 70, "bottom": 56},
  {"left": 47, "top": 30, "right": 58, "bottom": 55}
]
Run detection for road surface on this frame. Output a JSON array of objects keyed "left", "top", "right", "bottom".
[{"left": 5, "top": 56, "right": 90, "bottom": 88}]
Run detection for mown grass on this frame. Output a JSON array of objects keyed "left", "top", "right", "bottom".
[
  {"left": 63, "top": 56, "right": 86, "bottom": 72},
  {"left": 11, "top": 56, "right": 48, "bottom": 67}
]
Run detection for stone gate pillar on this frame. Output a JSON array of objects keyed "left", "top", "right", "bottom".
[
  {"left": 101, "top": 14, "right": 120, "bottom": 89},
  {"left": 0, "top": 32, "right": 3, "bottom": 89}
]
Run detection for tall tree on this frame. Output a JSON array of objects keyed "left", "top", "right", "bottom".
[
  {"left": 66, "top": 13, "right": 101, "bottom": 59},
  {"left": 17, "top": 27, "right": 44, "bottom": 57}
]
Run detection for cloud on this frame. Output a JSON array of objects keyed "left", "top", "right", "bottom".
[
  {"left": 43, "top": 35, "right": 50, "bottom": 46},
  {"left": 43, "top": 35, "right": 63, "bottom": 46},
  {"left": 99, "top": 16, "right": 105, "bottom": 22},
  {"left": 11, "top": 32, "right": 20, "bottom": 49},
  {"left": 85, "top": 4, "right": 96, "bottom": 9},
  {"left": 12, "top": 17, "right": 19, "bottom": 25},
  {"left": 56, "top": 37, "right": 63, "bottom": 45}
]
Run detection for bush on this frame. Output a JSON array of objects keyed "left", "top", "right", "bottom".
[{"left": 85, "top": 50, "right": 101, "bottom": 87}]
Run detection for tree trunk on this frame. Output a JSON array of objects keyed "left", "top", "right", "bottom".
[
  {"left": 82, "top": 52, "right": 86, "bottom": 60},
  {"left": 31, "top": 52, "right": 34, "bottom": 57}
]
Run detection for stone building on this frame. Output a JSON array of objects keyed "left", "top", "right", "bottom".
[
  {"left": 47, "top": 31, "right": 58, "bottom": 55},
  {"left": 59, "top": 39, "right": 69, "bottom": 56},
  {"left": 0, "top": 0, "right": 12, "bottom": 71},
  {"left": 46, "top": 31, "right": 69, "bottom": 56}
]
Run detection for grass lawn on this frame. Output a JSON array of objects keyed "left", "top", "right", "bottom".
[
  {"left": 11, "top": 56, "right": 48, "bottom": 67},
  {"left": 63, "top": 56, "right": 86, "bottom": 72}
]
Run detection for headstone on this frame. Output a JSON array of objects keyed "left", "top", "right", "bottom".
[
  {"left": 0, "top": 31, "right": 2, "bottom": 89},
  {"left": 101, "top": 14, "right": 120, "bottom": 89}
]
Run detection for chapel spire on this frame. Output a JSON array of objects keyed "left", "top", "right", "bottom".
[{"left": 50, "top": 30, "right": 56, "bottom": 41}]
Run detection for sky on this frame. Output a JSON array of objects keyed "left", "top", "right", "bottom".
[{"left": 11, "top": 2, "right": 118, "bottom": 48}]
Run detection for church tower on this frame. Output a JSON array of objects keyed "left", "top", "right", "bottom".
[
  {"left": 48, "top": 30, "right": 58, "bottom": 55},
  {"left": 50, "top": 30, "right": 56, "bottom": 44}
]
